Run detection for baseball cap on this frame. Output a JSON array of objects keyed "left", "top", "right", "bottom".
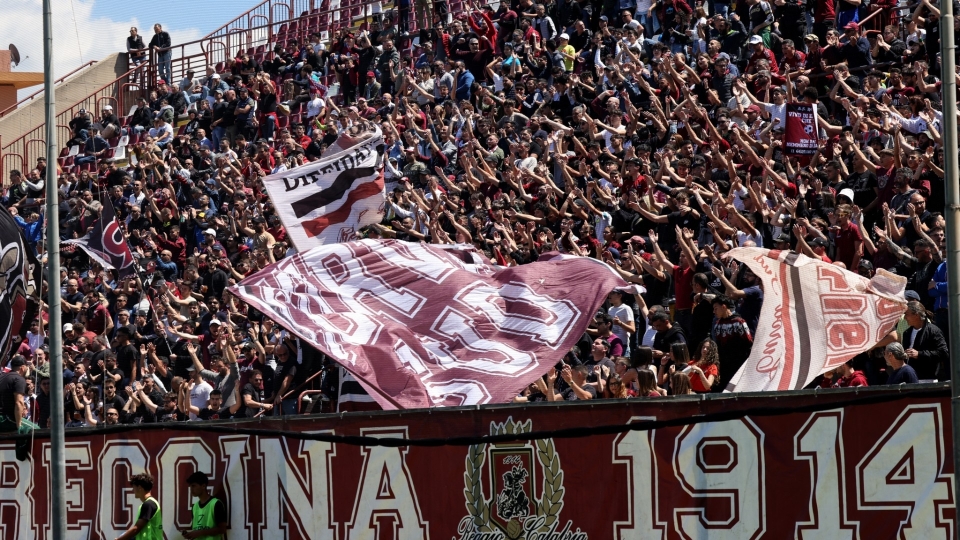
[
  {"left": 905, "top": 290, "right": 922, "bottom": 301},
  {"left": 838, "top": 188, "right": 855, "bottom": 203},
  {"left": 809, "top": 237, "right": 827, "bottom": 248},
  {"left": 804, "top": 34, "right": 820, "bottom": 42},
  {"left": 203, "top": 228, "right": 217, "bottom": 236},
  {"left": 600, "top": 15, "right": 609, "bottom": 21},
  {"left": 211, "top": 73, "right": 221, "bottom": 78},
  {"left": 748, "top": 35, "right": 763, "bottom": 45},
  {"left": 209, "top": 319, "right": 222, "bottom": 326},
  {"left": 559, "top": 33, "right": 569, "bottom": 40},
  {"left": 63, "top": 323, "right": 73, "bottom": 332},
  {"left": 367, "top": 70, "right": 376, "bottom": 78},
  {"left": 844, "top": 22, "right": 859, "bottom": 30},
  {"left": 103, "top": 105, "right": 113, "bottom": 110},
  {"left": 746, "top": 104, "right": 762, "bottom": 114}
]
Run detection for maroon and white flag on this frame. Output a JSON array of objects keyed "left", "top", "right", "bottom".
[
  {"left": 784, "top": 102, "right": 819, "bottom": 157},
  {"left": 229, "top": 240, "right": 625, "bottom": 409},
  {"left": 263, "top": 126, "right": 384, "bottom": 249},
  {"left": 725, "top": 247, "right": 907, "bottom": 393}
]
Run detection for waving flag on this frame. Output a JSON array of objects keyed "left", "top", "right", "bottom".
[
  {"left": 63, "top": 197, "right": 136, "bottom": 277},
  {"left": 0, "top": 207, "right": 41, "bottom": 360},
  {"left": 263, "top": 125, "right": 384, "bottom": 250},
  {"left": 229, "top": 240, "right": 625, "bottom": 410},
  {"left": 724, "top": 247, "right": 907, "bottom": 393}
]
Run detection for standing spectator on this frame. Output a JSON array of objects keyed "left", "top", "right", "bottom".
[
  {"left": 901, "top": 301, "right": 949, "bottom": 381},
  {"left": 606, "top": 290, "right": 636, "bottom": 354},
  {"left": 149, "top": 23, "right": 173, "bottom": 85},
  {"left": 710, "top": 295, "right": 753, "bottom": 391},
  {"left": 0, "top": 357, "right": 31, "bottom": 461}
]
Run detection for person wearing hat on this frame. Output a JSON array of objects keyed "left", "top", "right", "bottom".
[
  {"left": 0, "top": 356, "right": 32, "bottom": 461},
  {"left": 746, "top": 34, "right": 779, "bottom": 75},
  {"left": 362, "top": 70, "right": 381, "bottom": 101},
  {"left": 840, "top": 22, "right": 872, "bottom": 69},
  {"left": 557, "top": 33, "right": 576, "bottom": 72}
]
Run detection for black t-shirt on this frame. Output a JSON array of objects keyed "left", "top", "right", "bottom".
[
  {"left": 115, "top": 343, "right": 140, "bottom": 381},
  {"left": 139, "top": 498, "right": 159, "bottom": 522},
  {"left": 561, "top": 383, "right": 597, "bottom": 401},
  {"left": 198, "top": 406, "right": 235, "bottom": 421},
  {"left": 841, "top": 171, "right": 878, "bottom": 209},
  {"left": 240, "top": 382, "right": 265, "bottom": 418},
  {"left": 0, "top": 372, "right": 26, "bottom": 419}
]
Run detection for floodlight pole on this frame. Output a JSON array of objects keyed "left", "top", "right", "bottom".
[{"left": 42, "top": 0, "right": 67, "bottom": 537}]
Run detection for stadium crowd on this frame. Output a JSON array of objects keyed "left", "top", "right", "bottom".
[{"left": 0, "top": 0, "right": 955, "bottom": 430}]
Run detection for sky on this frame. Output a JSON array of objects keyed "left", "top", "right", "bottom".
[{"left": 5, "top": 0, "right": 255, "bottom": 98}]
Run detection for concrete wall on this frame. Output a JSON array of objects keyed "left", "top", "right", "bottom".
[{"left": 0, "top": 53, "right": 130, "bottom": 148}]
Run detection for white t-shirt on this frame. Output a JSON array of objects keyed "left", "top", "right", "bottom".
[
  {"left": 608, "top": 303, "right": 635, "bottom": 348},
  {"left": 189, "top": 380, "right": 213, "bottom": 421},
  {"left": 763, "top": 102, "right": 787, "bottom": 128},
  {"left": 306, "top": 97, "right": 325, "bottom": 119}
]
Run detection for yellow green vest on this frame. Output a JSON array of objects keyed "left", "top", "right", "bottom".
[
  {"left": 135, "top": 496, "right": 163, "bottom": 540},
  {"left": 191, "top": 496, "right": 224, "bottom": 539}
]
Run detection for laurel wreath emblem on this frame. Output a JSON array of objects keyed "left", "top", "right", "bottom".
[{"left": 463, "top": 418, "right": 563, "bottom": 538}]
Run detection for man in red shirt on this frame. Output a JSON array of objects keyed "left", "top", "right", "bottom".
[
  {"left": 746, "top": 35, "right": 779, "bottom": 75},
  {"left": 820, "top": 359, "right": 868, "bottom": 388},
  {"left": 83, "top": 293, "right": 114, "bottom": 337},
  {"left": 833, "top": 204, "right": 863, "bottom": 269}
]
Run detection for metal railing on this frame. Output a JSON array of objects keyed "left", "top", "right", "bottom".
[
  {"left": 1, "top": 0, "right": 466, "bottom": 182},
  {"left": 0, "top": 60, "right": 99, "bottom": 119},
  {"left": 134, "top": 0, "right": 395, "bottom": 91},
  {"left": 0, "top": 63, "right": 149, "bottom": 183}
]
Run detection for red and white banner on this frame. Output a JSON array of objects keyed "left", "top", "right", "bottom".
[
  {"left": 263, "top": 127, "right": 384, "bottom": 249},
  {"left": 1, "top": 387, "right": 953, "bottom": 539},
  {"left": 726, "top": 247, "right": 907, "bottom": 393},
  {"left": 228, "top": 240, "right": 625, "bottom": 409},
  {"left": 784, "top": 102, "right": 819, "bottom": 156}
]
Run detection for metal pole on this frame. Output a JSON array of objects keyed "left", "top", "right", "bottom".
[
  {"left": 42, "top": 0, "right": 66, "bottom": 537},
  {"left": 941, "top": 3, "right": 960, "bottom": 537}
]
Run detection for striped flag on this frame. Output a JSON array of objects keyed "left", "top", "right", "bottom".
[
  {"left": 263, "top": 125, "right": 385, "bottom": 250},
  {"left": 724, "top": 247, "right": 907, "bottom": 392}
]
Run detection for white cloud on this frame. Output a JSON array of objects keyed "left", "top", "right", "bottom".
[{"left": 3, "top": 0, "right": 204, "bottom": 99}]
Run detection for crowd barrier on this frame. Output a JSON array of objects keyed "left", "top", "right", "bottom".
[{"left": 0, "top": 384, "right": 954, "bottom": 539}]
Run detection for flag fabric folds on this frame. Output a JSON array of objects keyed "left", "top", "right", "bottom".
[
  {"left": 262, "top": 126, "right": 385, "bottom": 250},
  {"left": 62, "top": 197, "right": 136, "bottom": 277},
  {"left": 725, "top": 247, "right": 907, "bottom": 393},
  {"left": 0, "top": 207, "right": 40, "bottom": 360},
  {"left": 228, "top": 240, "right": 626, "bottom": 410}
]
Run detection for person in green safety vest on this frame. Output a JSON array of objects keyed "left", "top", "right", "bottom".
[
  {"left": 115, "top": 473, "right": 162, "bottom": 540},
  {"left": 181, "top": 471, "right": 228, "bottom": 539}
]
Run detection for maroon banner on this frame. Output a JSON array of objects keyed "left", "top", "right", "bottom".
[
  {"left": 229, "top": 240, "right": 625, "bottom": 410},
  {"left": 784, "top": 102, "right": 819, "bottom": 156},
  {"left": 1, "top": 387, "right": 954, "bottom": 539}
]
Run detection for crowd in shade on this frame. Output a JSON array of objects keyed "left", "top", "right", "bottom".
[{"left": 0, "top": 0, "right": 955, "bottom": 431}]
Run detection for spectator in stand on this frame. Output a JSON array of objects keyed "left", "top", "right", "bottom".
[
  {"left": 884, "top": 342, "right": 919, "bottom": 385},
  {"left": 821, "top": 359, "right": 869, "bottom": 388},
  {"left": 8, "top": 0, "right": 960, "bottom": 427},
  {"left": 901, "top": 300, "right": 949, "bottom": 381},
  {"left": 710, "top": 295, "right": 753, "bottom": 391},
  {"left": 686, "top": 339, "right": 720, "bottom": 393},
  {"left": 149, "top": 23, "right": 173, "bottom": 85}
]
